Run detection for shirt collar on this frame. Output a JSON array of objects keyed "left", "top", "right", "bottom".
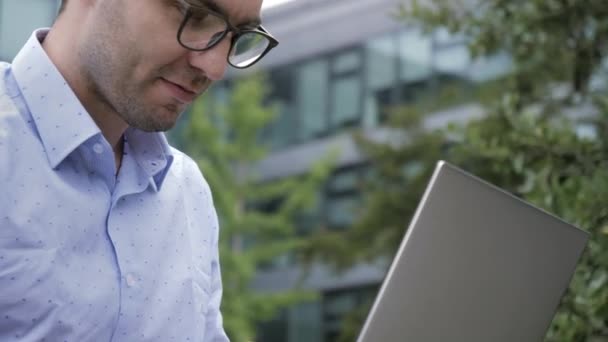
[
  {"left": 12, "top": 29, "right": 99, "bottom": 169},
  {"left": 11, "top": 29, "right": 174, "bottom": 190},
  {"left": 125, "top": 127, "right": 174, "bottom": 192}
]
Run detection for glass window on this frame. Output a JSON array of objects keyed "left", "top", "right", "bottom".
[
  {"left": 295, "top": 189, "right": 324, "bottom": 235},
  {"left": 296, "top": 60, "right": 329, "bottom": 139},
  {"left": 399, "top": 30, "right": 433, "bottom": 83},
  {"left": 288, "top": 301, "right": 323, "bottom": 342},
  {"left": 326, "top": 194, "right": 360, "bottom": 229},
  {"left": 323, "top": 291, "right": 357, "bottom": 339},
  {"left": 333, "top": 50, "right": 361, "bottom": 74},
  {"left": 325, "top": 167, "right": 362, "bottom": 229},
  {"left": 268, "top": 101, "right": 297, "bottom": 149},
  {"left": 327, "top": 168, "right": 360, "bottom": 193},
  {"left": 366, "top": 35, "right": 398, "bottom": 91},
  {"left": 328, "top": 50, "right": 363, "bottom": 131},
  {"left": 433, "top": 27, "right": 467, "bottom": 45},
  {"left": 398, "top": 78, "right": 433, "bottom": 106},
  {"left": 322, "top": 286, "right": 378, "bottom": 342},
  {"left": 469, "top": 52, "right": 512, "bottom": 82},
  {"left": 364, "top": 35, "right": 399, "bottom": 127},
  {"left": 257, "top": 310, "right": 288, "bottom": 342},
  {"left": 330, "top": 75, "right": 361, "bottom": 129},
  {"left": 434, "top": 44, "right": 471, "bottom": 79},
  {"left": 325, "top": 292, "right": 357, "bottom": 317},
  {"left": 0, "top": 1, "right": 58, "bottom": 61},
  {"left": 265, "top": 68, "right": 297, "bottom": 149}
]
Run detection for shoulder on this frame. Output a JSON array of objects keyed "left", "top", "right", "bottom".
[
  {"left": 0, "top": 61, "right": 9, "bottom": 77},
  {"left": 0, "top": 62, "right": 15, "bottom": 108},
  {"left": 0, "top": 62, "right": 27, "bottom": 160},
  {"left": 0, "top": 62, "right": 38, "bottom": 186},
  {"left": 0, "top": 61, "right": 25, "bottom": 120},
  {"left": 166, "top": 146, "right": 220, "bottom": 233},
  {"left": 168, "top": 146, "right": 214, "bottom": 199}
]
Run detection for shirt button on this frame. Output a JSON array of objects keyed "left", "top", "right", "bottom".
[
  {"left": 93, "top": 143, "right": 104, "bottom": 154},
  {"left": 126, "top": 273, "right": 137, "bottom": 288}
]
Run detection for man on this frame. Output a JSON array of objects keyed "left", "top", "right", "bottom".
[{"left": 0, "top": 0, "right": 278, "bottom": 340}]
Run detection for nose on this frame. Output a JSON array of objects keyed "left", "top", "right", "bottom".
[{"left": 187, "top": 37, "right": 231, "bottom": 81}]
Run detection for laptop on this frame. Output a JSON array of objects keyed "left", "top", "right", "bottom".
[{"left": 357, "top": 160, "right": 589, "bottom": 342}]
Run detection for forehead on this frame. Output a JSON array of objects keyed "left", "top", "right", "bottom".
[{"left": 190, "top": 0, "right": 263, "bottom": 25}]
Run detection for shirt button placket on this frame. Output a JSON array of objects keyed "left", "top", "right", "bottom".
[
  {"left": 93, "top": 143, "right": 104, "bottom": 154},
  {"left": 125, "top": 273, "right": 137, "bottom": 288}
]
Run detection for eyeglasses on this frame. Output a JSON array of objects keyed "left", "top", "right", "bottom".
[{"left": 176, "top": 1, "right": 279, "bottom": 69}]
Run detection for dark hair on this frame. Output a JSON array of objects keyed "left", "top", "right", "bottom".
[{"left": 58, "top": 0, "right": 67, "bottom": 15}]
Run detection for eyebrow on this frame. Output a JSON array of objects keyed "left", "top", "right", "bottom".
[{"left": 196, "top": 0, "right": 262, "bottom": 28}]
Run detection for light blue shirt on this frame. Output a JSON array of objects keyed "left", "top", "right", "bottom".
[{"left": 0, "top": 29, "right": 229, "bottom": 341}]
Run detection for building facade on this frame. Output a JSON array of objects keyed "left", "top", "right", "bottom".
[{"left": 236, "top": 1, "right": 510, "bottom": 341}]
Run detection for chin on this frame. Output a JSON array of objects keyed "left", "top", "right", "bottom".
[
  {"left": 132, "top": 120, "right": 178, "bottom": 133},
  {"left": 125, "top": 104, "right": 183, "bottom": 132}
]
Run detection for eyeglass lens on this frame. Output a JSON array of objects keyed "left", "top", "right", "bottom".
[
  {"left": 179, "top": 11, "right": 227, "bottom": 50},
  {"left": 229, "top": 32, "right": 271, "bottom": 68},
  {"left": 180, "top": 10, "right": 272, "bottom": 67}
]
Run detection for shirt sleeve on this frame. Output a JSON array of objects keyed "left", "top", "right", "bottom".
[
  {"left": 203, "top": 204, "right": 230, "bottom": 342},
  {"left": 183, "top": 154, "right": 230, "bottom": 341}
]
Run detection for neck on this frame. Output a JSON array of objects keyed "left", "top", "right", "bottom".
[{"left": 42, "top": 14, "right": 127, "bottom": 164}]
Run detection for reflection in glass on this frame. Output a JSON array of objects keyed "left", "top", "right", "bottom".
[
  {"left": 331, "top": 75, "right": 361, "bottom": 129},
  {"left": 269, "top": 101, "right": 297, "bottom": 149},
  {"left": 288, "top": 301, "right": 323, "bottom": 342},
  {"left": 326, "top": 195, "right": 360, "bottom": 228},
  {"left": 434, "top": 44, "right": 471, "bottom": 78},
  {"left": 333, "top": 50, "right": 361, "bottom": 74},
  {"left": 469, "top": 52, "right": 512, "bottom": 82},
  {"left": 366, "top": 36, "right": 398, "bottom": 91},
  {"left": 296, "top": 60, "right": 329, "bottom": 139},
  {"left": 328, "top": 169, "right": 360, "bottom": 193},
  {"left": 266, "top": 68, "right": 297, "bottom": 149},
  {"left": 364, "top": 35, "right": 398, "bottom": 126},
  {"left": 399, "top": 30, "right": 433, "bottom": 82}
]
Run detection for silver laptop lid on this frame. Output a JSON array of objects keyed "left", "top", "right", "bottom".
[{"left": 357, "top": 161, "right": 588, "bottom": 342}]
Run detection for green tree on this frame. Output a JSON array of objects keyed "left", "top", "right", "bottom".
[
  {"left": 304, "top": 109, "right": 446, "bottom": 270},
  {"left": 402, "top": 2, "right": 608, "bottom": 339},
  {"left": 180, "top": 74, "right": 330, "bottom": 341},
  {"left": 316, "top": 1, "right": 608, "bottom": 340}
]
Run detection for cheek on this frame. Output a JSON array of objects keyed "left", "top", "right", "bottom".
[
  {"left": 131, "top": 7, "right": 186, "bottom": 65},
  {"left": 129, "top": 35, "right": 187, "bottom": 83},
  {"left": 118, "top": 5, "right": 190, "bottom": 90}
]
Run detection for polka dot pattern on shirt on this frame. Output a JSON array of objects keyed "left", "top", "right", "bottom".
[{"left": 0, "top": 29, "right": 228, "bottom": 342}]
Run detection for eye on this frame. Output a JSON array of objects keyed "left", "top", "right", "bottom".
[
  {"left": 189, "top": 10, "right": 210, "bottom": 25},
  {"left": 170, "top": 0, "right": 188, "bottom": 15}
]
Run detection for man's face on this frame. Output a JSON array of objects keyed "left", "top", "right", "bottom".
[{"left": 80, "top": 0, "right": 263, "bottom": 132}]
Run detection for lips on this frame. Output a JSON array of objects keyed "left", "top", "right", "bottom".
[{"left": 160, "top": 78, "right": 198, "bottom": 104}]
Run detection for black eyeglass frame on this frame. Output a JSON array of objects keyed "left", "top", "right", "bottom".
[{"left": 176, "top": 3, "right": 279, "bottom": 69}]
